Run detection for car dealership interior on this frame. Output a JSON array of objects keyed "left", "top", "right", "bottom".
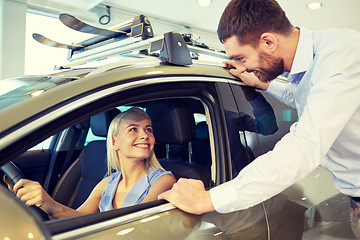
[
  {"left": 1, "top": 0, "right": 360, "bottom": 239},
  {"left": 1, "top": 0, "right": 359, "bottom": 79}
]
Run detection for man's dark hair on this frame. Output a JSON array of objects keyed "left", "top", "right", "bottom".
[{"left": 217, "top": 0, "right": 293, "bottom": 46}]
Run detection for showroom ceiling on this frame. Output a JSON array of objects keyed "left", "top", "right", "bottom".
[
  {"left": 12, "top": 0, "right": 360, "bottom": 35},
  {"left": 103, "top": 0, "right": 360, "bottom": 32},
  {"left": 14, "top": 0, "right": 360, "bottom": 33}
]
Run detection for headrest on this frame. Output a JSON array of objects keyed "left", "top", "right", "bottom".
[
  {"left": 196, "top": 122, "right": 209, "bottom": 140},
  {"left": 146, "top": 100, "right": 196, "bottom": 144},
  {"left": 90, "top": 108, "right": 121, "bottom": 137}
]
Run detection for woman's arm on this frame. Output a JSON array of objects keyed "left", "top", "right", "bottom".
[
  {"left": 76, "top": 177, "right": 108, "bottom": 214},
  {"left": 142, "top": 174, "right": 177, "bottom": 203},
  {"left": 4, "top": 175, "right": 108, "bottom": 219},
  {"left": 9, "top": 178, "right": 81, "bottom": 219}
]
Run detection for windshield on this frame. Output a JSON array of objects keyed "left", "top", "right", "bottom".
[{"left": 0, "top": 75, "right": 76, "bottom": 111}]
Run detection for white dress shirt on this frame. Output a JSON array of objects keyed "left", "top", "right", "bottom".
[{"left": 210, "top": 27, "right": 360, "bottom": 213}]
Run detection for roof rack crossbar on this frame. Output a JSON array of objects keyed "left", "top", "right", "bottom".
[
  {"left": 57, "top": 32, "right": 231, "bottom": 69},
  {"left": 187, "top": 45, "right": 228, "bottom": 60},
  {"left": 58, "top": 32, "right": 192, "bottom": 68},
  {"left": 58, "top": 36, "right": 159, "bottom": 68},
  {"left": 34, "top": 13, "right": 231, "bottom": 69}
]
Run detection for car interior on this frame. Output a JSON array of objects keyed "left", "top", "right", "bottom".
[
  {"left": 49, "top": 97, "right": 213, "bottom": 211},
  {"left": 1, "top": 97, "right": 214, "bottom": 221},
  {"left": 1, "top": 83, "right": 297, "bottom": 229}
]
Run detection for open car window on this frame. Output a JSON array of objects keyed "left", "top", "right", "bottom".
[{"left": 2, "top": 78, "right": 235, "bottom": 235}]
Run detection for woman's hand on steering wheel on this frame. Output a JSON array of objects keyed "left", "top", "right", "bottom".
[{"left": 2, "top": 162, "right": 51, "bottom": 220}]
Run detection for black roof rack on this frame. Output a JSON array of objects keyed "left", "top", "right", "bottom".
[{"left": 33, "top": 13, "right": 228, "bottom": 69}]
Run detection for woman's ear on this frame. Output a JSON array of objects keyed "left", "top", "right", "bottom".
[
  {"left": 259, "top": 32, "right": 278, "bottom": 53},
  {"left": 112, "top": 136, "right": 119, "bottom": 150}
]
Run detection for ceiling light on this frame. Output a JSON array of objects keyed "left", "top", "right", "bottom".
[
  {"left": 307, "top": 2, "right": 322, "bottom": 10},
  {"left": 197, "top": 0, "right": 212, "bottom": 7},
  {"left": 96, "top": 5, "right": 111, "bottom": 25}
]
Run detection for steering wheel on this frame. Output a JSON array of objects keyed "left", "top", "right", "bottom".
[{"left": 1, "top": 161, "right": 50, "bottom": 221}]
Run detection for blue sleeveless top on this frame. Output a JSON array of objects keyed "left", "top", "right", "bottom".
[{"left": 99, "top": 168, "right": 172, "bottom": 212}]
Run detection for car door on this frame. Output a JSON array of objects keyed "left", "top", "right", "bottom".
[
  {"left": 1, "top": 71, "right": 271, "bottom": 239},
  {"left": 41, "top": 77, "right": 273, "bottom": 239},
  {"left": 229, "top": 80, "right": 308, "bottom": 239}
]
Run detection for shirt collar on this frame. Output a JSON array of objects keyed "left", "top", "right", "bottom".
[{"left": 289, "top": 27, "right": 314, "bottom": 77}]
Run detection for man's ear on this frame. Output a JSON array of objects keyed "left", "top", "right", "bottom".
[{"left": 259, "top": 33, "right": 278, "bottom": 53}]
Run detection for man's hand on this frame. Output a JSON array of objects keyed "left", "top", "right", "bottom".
[
  {"left": 224, "top": 61, "right": 270, "bottom": 90},
  {"left": 158, "top": 178, "right": 215, "bottom": 215}
]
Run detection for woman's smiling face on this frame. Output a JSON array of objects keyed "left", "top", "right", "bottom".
[{"left": 112, "top": 111, "right": 155, "bottom": 163}]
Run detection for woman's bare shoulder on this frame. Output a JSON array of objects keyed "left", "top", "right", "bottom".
[{"left": 91, "top": 175, "right": 111, "bottom": 195}]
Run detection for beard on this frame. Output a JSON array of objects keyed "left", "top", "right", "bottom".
[{"left": 257, "top": 51, "right": 284, "bottom": 83}]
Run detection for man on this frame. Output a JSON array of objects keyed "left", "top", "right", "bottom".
[{"left": 159, "top": 0, "right": 360, "bottom": 237}]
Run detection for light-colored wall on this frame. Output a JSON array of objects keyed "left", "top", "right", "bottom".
[{"left": 0, "top": 0, "right": 26, "bottom": 79}]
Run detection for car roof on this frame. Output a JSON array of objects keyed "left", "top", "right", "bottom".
[
  {"left": 0, "top": 27, "right": 240, "bottom": 152},
  {"left": 0, "top": 57, "right": 237, "bottom": 138}
]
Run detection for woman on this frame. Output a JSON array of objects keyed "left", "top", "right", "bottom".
[{"left": 4, "top": 108, "right": 176, "bottom": 219}]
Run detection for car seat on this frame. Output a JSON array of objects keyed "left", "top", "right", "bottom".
[
  {"left": 146, "top": 100, "right": 211, "bottom": 188},
  {"left": 191, "top": 121, "right": 212, "bottom": 185},
  {"left": 51, "top": 109, "right": 120, "bottom": 209}
]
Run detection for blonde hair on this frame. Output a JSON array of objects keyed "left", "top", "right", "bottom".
[{"left": 106, "top": 107, "right": 163, "bottom": 174}]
